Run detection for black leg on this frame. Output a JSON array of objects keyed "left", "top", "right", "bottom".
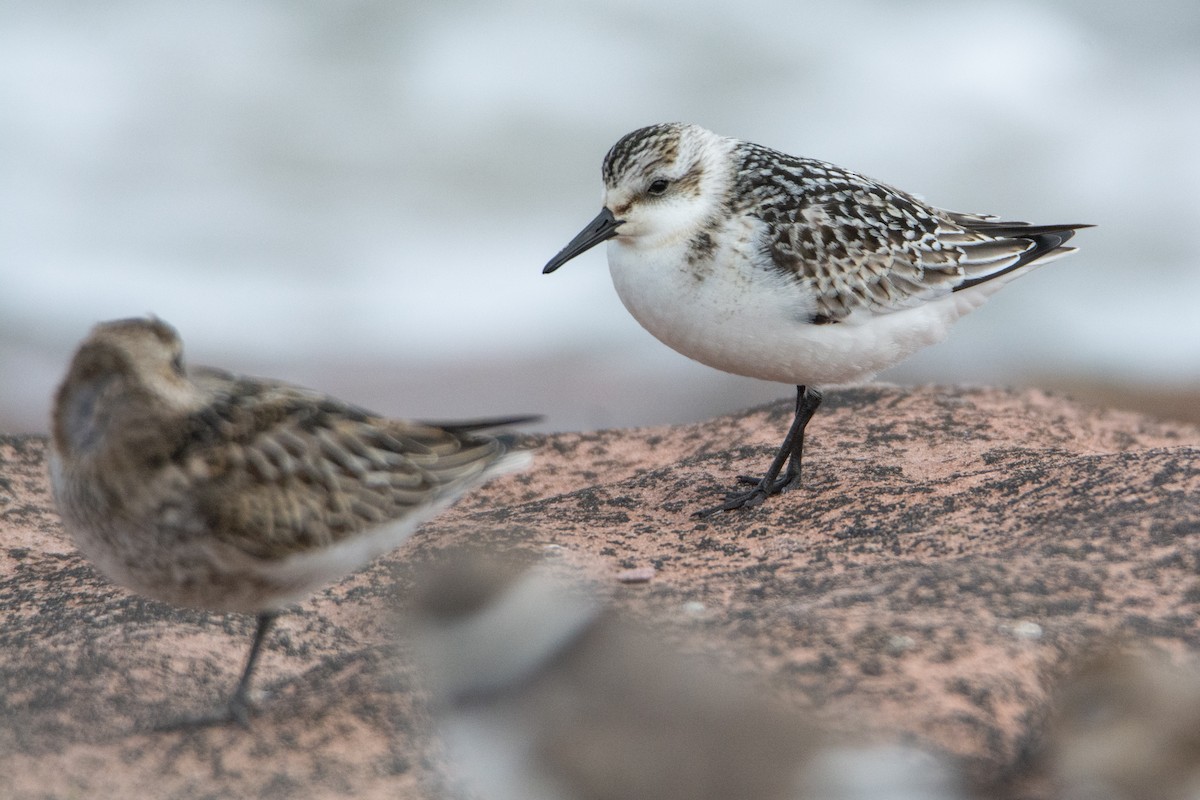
[
  {"left": 694, "top": 386, "right": 823, "bottom": 518},
  {"left": 226, "top": 611, "right": 277, "bottom": 725},
  {"left": 780, "top": 386, "right": 822, "bottom": 488},
  {"left": 154, "top": 611, "right": 278, "bottom": 731}
]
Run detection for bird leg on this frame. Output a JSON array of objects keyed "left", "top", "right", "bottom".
[
  {"left": 694, "top": 386, "right": 822, "bottom": 517},
  {"left": 154, "top": 611, "right": 278, "bottom": 731}
]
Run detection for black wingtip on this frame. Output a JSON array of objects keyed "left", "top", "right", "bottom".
[
  {"left": 1033, "top": 222, "right": 1094, "bottom": 250},
  {"left": 953, "top": 221, "right": 1092, "bottom": 292},
  {"left": 961, "top": 220, "right": 1092, "bottom": 238},
  {"left": 424, "top": 415, "right": 543, "bottom": 433}
]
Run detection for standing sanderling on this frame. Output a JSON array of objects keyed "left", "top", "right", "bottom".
[
  {"left": 48, "top": 317, "right": 532, "bottom": 727},
  {"left": 544, "top": 122, "right": 1090, "bottom": 517}
]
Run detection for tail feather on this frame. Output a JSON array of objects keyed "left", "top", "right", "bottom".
[{"left": 952, "top": 219, "right": 1092, "bottom": 292}]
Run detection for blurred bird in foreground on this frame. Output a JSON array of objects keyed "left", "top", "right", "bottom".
[
  {"left": 408, "top": 552, "right": 964, "bottom": 800},
  {"left": 49, "top": 317, "right": 532, "bottom": 727},
  {"left": 1045, "top": 646, "right": 1200, "bottom": 800}
]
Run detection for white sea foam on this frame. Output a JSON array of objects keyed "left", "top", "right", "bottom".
[{"left": 3, "top": 0, "right": 1198, "bottom": 432}]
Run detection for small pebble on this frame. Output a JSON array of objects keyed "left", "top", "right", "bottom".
[{"left": 1012, "top": 621, "right": 1043, "bottom": 640}]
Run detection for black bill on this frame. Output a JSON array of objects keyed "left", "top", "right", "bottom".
[{"left": 542, "top": 207, "right": 624, "bottom": 274}]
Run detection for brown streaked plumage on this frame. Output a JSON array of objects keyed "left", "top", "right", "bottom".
[{"left": 48, "top": 316, "right": 532, "bottom": 726}]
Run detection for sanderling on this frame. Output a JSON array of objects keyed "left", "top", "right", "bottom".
[
  {"left": 544, "top": 123, "right": 1090, "bottom": 516},
  {"left": 48, "top": 317, "right": 532, "bottom": 727},
  {"left": 409, "top": 553, "right": 965, "bottom": 800}
]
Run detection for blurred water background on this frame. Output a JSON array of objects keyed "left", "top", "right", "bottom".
[{"left": 3, "top": 0, "right": 1198, "bottom": 433}]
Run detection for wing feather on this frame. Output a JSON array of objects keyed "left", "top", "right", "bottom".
[
  {"left": 734, "top": 144, "right": 1087, "bottom": 322},
  {"left": 175, "top": 369, "right": 522, "bottom": 559}
]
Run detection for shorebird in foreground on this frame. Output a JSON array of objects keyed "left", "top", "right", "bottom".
[
  {"left": 544, "top": 122, "right": 1089, "bottom": 517},
  {"left": 1046, "top": 647, "right": 1200, "bottom": 800},
  {"left": 409, "top": 553, "right": 964, "bottom": 800},
  {"left": 48, "top": 317, "right": 531, "bottom": 727}
]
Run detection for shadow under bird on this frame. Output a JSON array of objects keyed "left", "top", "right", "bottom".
[
  {"left": 544, "top": 122, "right": 1091, "bottom": 516},
  {"left": 48, "top": 317, "right": 532, "bottom": 727}
]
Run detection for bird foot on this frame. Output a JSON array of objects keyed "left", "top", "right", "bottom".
[
  {"left": 692, "top": 487, "right": 769, "bottom": 518},
  {"left": 692, "top": 473, "right": 799, "bottom": 518}
]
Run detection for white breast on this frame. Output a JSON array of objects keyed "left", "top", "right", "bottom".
[{"left": 606, "top": 234, "right": 990, "bottom": 387}]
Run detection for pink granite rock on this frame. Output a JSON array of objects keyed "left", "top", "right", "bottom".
[{"left": 1, "top": 385, "right": 1198, "bottom": 799}]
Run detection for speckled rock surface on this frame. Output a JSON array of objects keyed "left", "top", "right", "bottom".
[{"left": 2, "top": 385, "right": 1198, "bottom": 799}]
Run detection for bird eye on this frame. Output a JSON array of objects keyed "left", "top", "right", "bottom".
[
  {"left": 647, "top": 178, "right": 670, "bottom": 196},
  {"left": 170, "top": 352, "right": 185, "bottom": 376}
]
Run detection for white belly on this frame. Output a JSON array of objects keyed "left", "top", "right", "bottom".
[{"left": 607, "top": 240, "right": 991, "bottom": 387}]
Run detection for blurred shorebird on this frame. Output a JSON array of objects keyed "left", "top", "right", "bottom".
[
  {"left": 1046, "top": 647, "right": 1200, "bottom": 800},
  {"left": 409, "top": 553, "right": 964, "bottom": 800},
  {"left": 49, "top": 316, "right": 532, "bottom": 727}
]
